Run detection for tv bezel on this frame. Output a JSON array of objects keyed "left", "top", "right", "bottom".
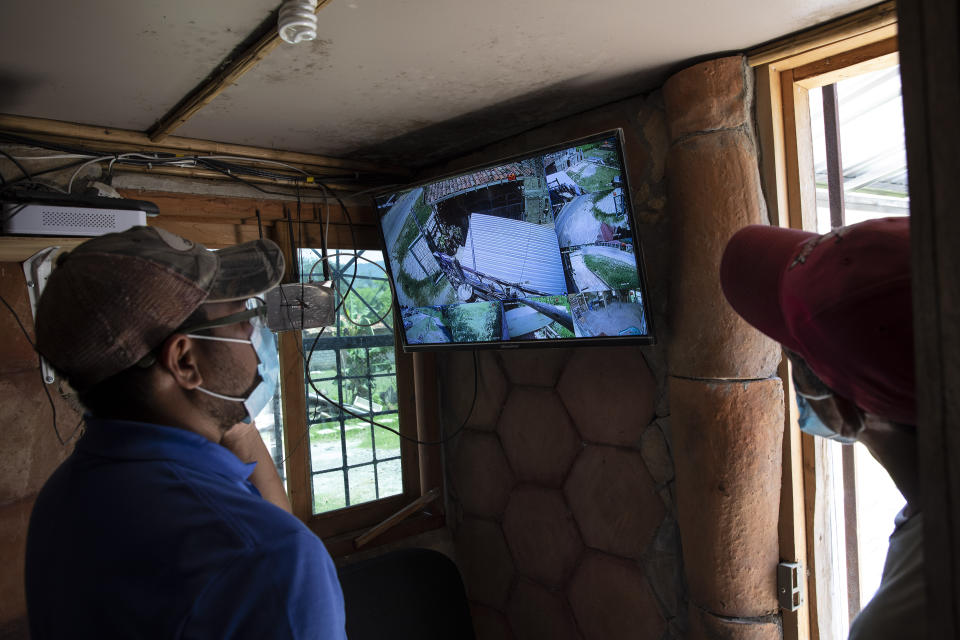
[{"left": 371, "top": 128, "right": 657, "bottom": 352}]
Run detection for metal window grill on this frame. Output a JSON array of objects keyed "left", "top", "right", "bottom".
[{"left": 298, "top": 249, "right": 403, "bottom": 515}]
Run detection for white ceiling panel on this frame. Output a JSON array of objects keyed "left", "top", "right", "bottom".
[
  {"left": 1, "top": 0, "right": 878, "bottom": 166},
  {"left": 175, "top": 0, "right": 877, "bottom": 165},
  {"left": 0, "top": 0, "right": 277, "bottom": 130}
]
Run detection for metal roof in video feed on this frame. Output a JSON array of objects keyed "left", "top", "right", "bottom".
[{"left": 460, "top": 213, "right": 567, "bottom": 295}]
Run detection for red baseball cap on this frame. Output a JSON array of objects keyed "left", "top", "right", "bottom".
[{"left": 720, "top": 217, "right": 915, "bottom": 425}]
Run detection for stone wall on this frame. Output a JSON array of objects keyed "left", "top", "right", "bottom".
[
  {"left": 664, "top": 56, "right": 784, "bottom": 639},
  {"left": 433, "top": 93, "right": 684, "bottom": 640}
]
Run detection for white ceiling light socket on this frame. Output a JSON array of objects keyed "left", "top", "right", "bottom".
[{"left": 278, "top": 0, "right": 319, "bottom": 44}]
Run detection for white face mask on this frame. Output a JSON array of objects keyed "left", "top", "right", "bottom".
[{"left": 187, "top": 309, "right": 279, "bottom": 423}]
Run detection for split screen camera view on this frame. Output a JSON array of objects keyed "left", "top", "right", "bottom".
[{"left": 376, "top": 134, "right": 651, "bottom": 346}]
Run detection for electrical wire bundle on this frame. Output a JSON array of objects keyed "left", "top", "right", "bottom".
[
  {"left": 0, "top": 131, "right": 393, "bottom": 198},
  {"left": 274, "top": 185, "right": 478, "bottom": 471},
  {"left": 0, "top": 132, "right": 477, "bottom": 452}
]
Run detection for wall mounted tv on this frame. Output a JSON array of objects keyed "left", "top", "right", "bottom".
[{"left": 374, "top": 130, "right": 655, "bottom": 351}]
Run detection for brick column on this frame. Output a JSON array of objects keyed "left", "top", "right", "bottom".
[{"left": 664, "top": 56, "right": 784, "bottom": 639}]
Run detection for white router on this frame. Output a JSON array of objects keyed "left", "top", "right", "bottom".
[{"left": 1, "top": 190, "right": 157, "bottom": 237}]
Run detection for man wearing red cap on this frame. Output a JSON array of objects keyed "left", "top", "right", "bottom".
[{"left": 720, "top": 217, "right": 921, "bottom": 639}]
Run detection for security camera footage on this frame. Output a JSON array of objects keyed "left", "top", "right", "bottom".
[{"left": 376, "top": 133, "right": 653, "bottom": 348}]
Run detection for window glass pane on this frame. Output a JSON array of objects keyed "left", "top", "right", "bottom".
[
  {"left": 807, "top": 62, "right": 910, "bottom": 623},
  {"left": 313, "top": 470, "right": 346, "bottom": 513},
  {"left": 809, "top": 64, "right": 909, "bottom": 234},
  {"left": 377, "top": 459, "right": 403, "bottom": 497},
  {"left": 310, "top": 420, "right": 343, "bottom": 473},
  {"left": 347, "top": 465, "right": 378, "bottom": 505},
  {"left": 374, "top": 416, "right": 401, "bottom": 459},
  {"left": 300, "top": 248, "right": 404, "bottom": 515},
  {"left": 345, "top": 417, "right": 374, "bottom": 466}
]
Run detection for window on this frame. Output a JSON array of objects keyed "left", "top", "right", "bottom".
[
  {"left": 261, "top": 227, "right": 441, "bottom": 555},
  {"left": 297, "top": 248, "right": 404, "bottom": 515},
  {"left": 807, "top": 63, "right": 908, "bottom": 632},
  {"left": 750, "top": 7, "right": 901, "bottom": 638}
]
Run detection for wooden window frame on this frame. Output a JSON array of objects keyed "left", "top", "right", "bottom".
[
  {"left": 749, "top": 4, "right": 899, "bottom": 639},
  {"left": 270, "top": 219, "right": 445, "bottom": 558}
]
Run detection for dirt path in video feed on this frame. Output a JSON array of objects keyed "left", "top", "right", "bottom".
[
  {"left": 568, "top": 252, "right": 608, "bottom": 292},
  {"left": 577, "top": 302, "right": 647, "bottom": 336}
]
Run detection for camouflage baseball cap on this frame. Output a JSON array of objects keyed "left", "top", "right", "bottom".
[{"left": 36, "top": 226, "right": 285, "bottom": 391}]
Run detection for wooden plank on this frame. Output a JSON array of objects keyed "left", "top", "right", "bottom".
[
  {"left": 395, "top": 347, "right": 422, "bottom": 500},
  {"left": 115, "top": 164, "right": 364, "bottom": 193},
  {"left": 778, "top": 359, "right": 812, "bottom": 640},
  {"left": 793, "top": 37, "right": 899, "bottom": 87},
  {"left": 780, "top": 67, "right": 821, "bottom": 639},
  {"left": 413, "top": 352, "right": 442, "bottom": 496},
  {"left": 780, "top": 70, "right": 818, "bottom": 232},
  {"left": 309, "top": 494, "right": 410, "bottom": 540},
  {"left": 147, "top": 219, "right": 263, "bottom": 248},
  {"left": 754, "top": 65, "right": 790, "bottom": 227},
  {"left": 841, "top": 444, "right": 861, "bottom": 619},
  {"left": 115, "top": 189, "right": 378, "bottom": 226},
  {"left": 0, "top": 237, "right": 84, "bottom": 263},
  {"left": 147, "top": 1, "right": 335, "bottom": 142},
  {"left": 321, "top": 511, "right": 444, "bottom": 559},
  {"left": 0, "top": 113, "right": 412, "bottom": 176},
  {"left": 354, "top": 488, "right": 440, "bottom": 548},
  {"left": 800, "top": 430, "right": 822, "bottom": 640},
  {"left": 821, "top": 84, "right": 845, "bottom": 229},
  {"left": 897, "top": 0, "right": 960, "bottom": 636},
  {"left": 748, "top": 1, "right": 897, "bottom": 68},
  {"left": 273, "top": 223, "right": 313, "bottom": 521}
]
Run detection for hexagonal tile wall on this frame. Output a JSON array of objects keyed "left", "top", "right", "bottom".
[
  {"left": 497, "top": 387, "right": 581, "bottom": 487},
  {"left": 435, "top": 90, "right": 683, "bottom": 640},
  {"left": 568, "top": 552, "right": 666, "bottom": 640},
  {"left": 441, "top": 351, "right": 508, "bottom": 433},
  {"left": 498, "top": 348, "right": 571, "bottom": 387},
  {"left": 565, "top": 445, "right": 664, "bottom": 560},
  {"left": 451, "top": 430, "right": 515, "bottom": 519},
  {"left": 508, "top": 579, "right": 581, "bottom": 640},
  {"left": 557, "top": 346, "right": 655, "bottom": 447},
  {"left": 470, "top": 603, "right": 516, "bottom": 640},
  {"left": 455, "top": 517, "right": 516, "bottom": 608},
  {"left": 503, "top": 486, "right": 583, "bottom": 588}
]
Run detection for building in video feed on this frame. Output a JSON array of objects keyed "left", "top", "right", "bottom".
[
  {"left": 560, "top": 241, "right": 640, "bottom": 293},
  {"left": 570, "top": 288, "right": 648, "bottom": 338},
  {"left": 381, "top": 161, "right": 567, "bottom": 315},
  {"left": 502, "top": 295, "right": 575, "bottom": 341}
]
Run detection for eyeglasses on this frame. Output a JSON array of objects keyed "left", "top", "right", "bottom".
[
  {"left": 135, "top": 298, "right": 266, "bottom": 368},
  {"left": 178, "top": 297, "right": 267, "bottom": 335}
]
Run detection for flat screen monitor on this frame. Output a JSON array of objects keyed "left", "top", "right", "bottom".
[{"left": 374, "top": 129, "right": 655, "bottom": 351}]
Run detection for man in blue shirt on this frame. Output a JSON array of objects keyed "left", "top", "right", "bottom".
[{"left": 26, "top": 226, "right": 346, "bottom": 639}]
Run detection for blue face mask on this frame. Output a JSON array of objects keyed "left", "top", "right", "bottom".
[
  {"left": 794, "top": 385, "right": 857, "bottom": 444},
  {"left": 189, "top": 307, "right": 280, "bottom": 423}
]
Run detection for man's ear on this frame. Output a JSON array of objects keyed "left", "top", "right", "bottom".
[{"left": 158, "top": 334, "right": 204, "bottom": 390}]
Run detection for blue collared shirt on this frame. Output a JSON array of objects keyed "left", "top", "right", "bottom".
[{"left": 26, "top": 417, "right": 346, "bottom": 639}]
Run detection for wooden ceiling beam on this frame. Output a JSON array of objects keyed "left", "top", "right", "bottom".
[
  {"left": 146, "top": 0, "right": 335, "bottom": 143},
  {"left": 0, "top": 113, "right": 412, "bottom": 178}
]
